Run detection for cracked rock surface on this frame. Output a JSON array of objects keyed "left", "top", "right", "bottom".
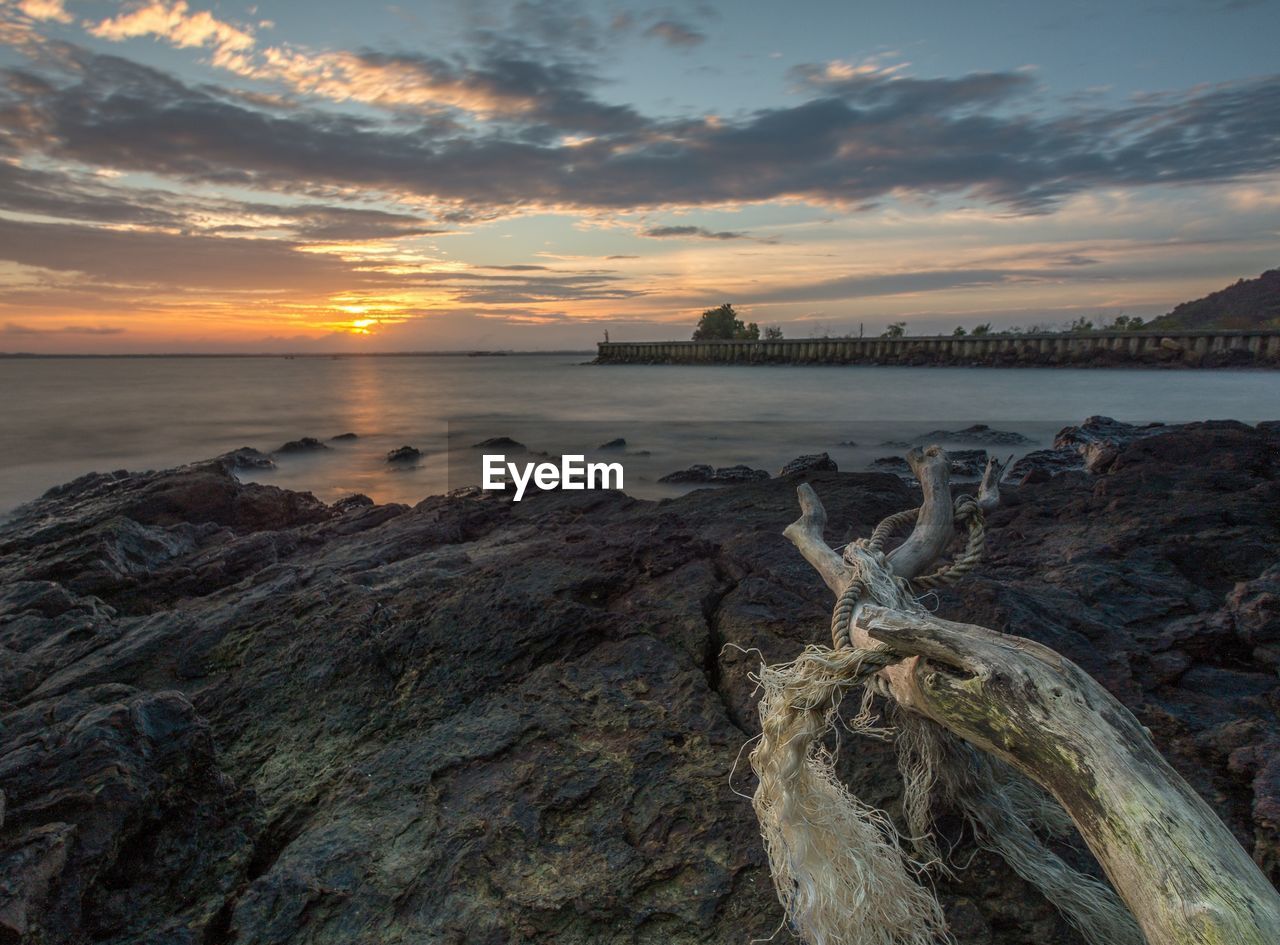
[{"left": 1, "top": 420, "right": 1277, "bottom": 944}]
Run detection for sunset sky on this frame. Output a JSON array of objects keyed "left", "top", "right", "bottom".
[{"left": 1, "top": 0, "right": 1278, "bottom": 352}]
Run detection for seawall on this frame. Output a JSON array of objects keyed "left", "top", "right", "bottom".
[{"left": 595, "top": 329, "right": 1280, "bottom": 368}]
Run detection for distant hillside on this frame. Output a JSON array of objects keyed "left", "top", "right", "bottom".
[{"left": 1148, "top": 268, "right": 1280, "bottom": 330}]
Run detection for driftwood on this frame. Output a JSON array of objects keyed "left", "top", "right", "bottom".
[{"left": 777, "top": 446, "right": 1280, "bottom": 945}]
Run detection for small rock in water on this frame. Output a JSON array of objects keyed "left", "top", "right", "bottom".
[
  {"left": 597, "top": 438, "right": 627, "bottom": 450},
  {"left": 472, "top": 436, "right": 526, "bottom": 450},
  {"left": 659, "top": 464, "right": 770, "bottom": 484},
  {"left": 276, "top": 437, "right": 328, "bottom": 454},
  {"left": 871, "top": 456, "right": 910, "bottom": 473},
  {"left": 219, "top": 447, "right": 275, "bottom": 471},
  {"left": 778, "top": 452, "right": 838, "bottom": 477},
  {"left": 386, "top": 446, "right": 421, "bottom": 464},
  {"left": 331, "top": 432, "right": 359, "bottom": 441}
]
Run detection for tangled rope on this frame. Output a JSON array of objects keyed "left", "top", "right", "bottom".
[
  {"left": 830, "top": 495, "right": 987, "bottom": 649},
  {"left": 749, "top": 644, "right": 951, "bottom": 945}
]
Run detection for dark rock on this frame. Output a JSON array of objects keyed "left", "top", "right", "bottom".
[
  {"left": 659, "top": 464, "right": 770, "bottom": 484},
  {"left": 597, "top": 438, "right": 627, "bottom": 450},
  {"left": 872, "top": 455, "right": 910, "bottom": 473},
  {"left": 218, "top": 447, "right": 275, "bottom": 471},
  {"left": 333, "top": 494, "right": 374, "bottom": 512},
  {"left": 275, "top": 437, "right": 328, "bottom": 454},
  {"left": 2, "top": 419, "right": 1278, "bottom": 943},
  {"left": 919, "top": 424, "right": 1031, "bottom": 446},
  {"left": 1019, "top": 466, "right": 1052, "bottom": 485},
  {"left": 471, "top": 436, "right": 526, "bottom": 450},
  {"left": 948, "top": 449, "right": 989, "bottom": 478},
  {"left": 330, "top": 432, "right": 359, "bottom": 441},
  {"left": 778, "top": 452, "right": 838, "bottom": 477},
  {"left": 386, "top": 445, "right": 421, "bottom": 463},
  {"left": 1258, "top": 421, "right": 1280, "bottom": 438}
]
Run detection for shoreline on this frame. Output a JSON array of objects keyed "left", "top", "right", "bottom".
[{"left": 1, "top": 418, "right": 1276, "bottom": 942}]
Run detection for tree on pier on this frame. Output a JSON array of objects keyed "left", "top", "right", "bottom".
[{"left": 692, "top": 303, "right": 760, "bottom": 340}]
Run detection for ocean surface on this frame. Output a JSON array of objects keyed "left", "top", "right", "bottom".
[{"left": 1, "top": 354, "right": 1277, "bottom": 514}]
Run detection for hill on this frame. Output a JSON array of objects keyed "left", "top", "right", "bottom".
[{"left": 1149, "top": 268, "right": 1280, "bottom": 330}]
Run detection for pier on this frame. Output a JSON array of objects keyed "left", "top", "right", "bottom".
[{"left": 595, "top": 328, "right": 1280, "bottom": 368}]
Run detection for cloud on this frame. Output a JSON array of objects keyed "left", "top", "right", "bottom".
[
  {"left": 643, "top": 19, "right": 706, "bottom": 48},
  {"left": 88, "top": 0, "right": 255, "bottom": 66},
  {"left": 16, "top": 0, "right": 72, "bottom": 24},
  {"left": 0, "top": 216, "right": 378, "bottom": 292},
  {"left": 642, "top": 224, "right": 749, "bottom": 240},
  {"left": 3, "top": 321, "right": 125, "bottom": 335},
  {"left": 2, "top": 44, "right": 1279, "bottom": 220}
]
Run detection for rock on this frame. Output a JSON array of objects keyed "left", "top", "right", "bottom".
[
  {"left": 597, "top": 438, "right": 627, "bottom": 450},
  {"left": 836, "top": 440, "right": 859, "bottom": 447},
  {"left": 659, "top": 464, "right": 771, "bottom": 484},
  {"left": 871, "top": 455, "right": 910, "bottom": 473},
  {"left": 333, "top": 494, "right": 374, "bottom": 512},
  {"left": 330, "top": 432, "right": 359, "bottom": 441},
  {"left": 472, "top": 436, "right": 526, "bottom": 450},
  {"left": 275, "top": 436, "right": 328, "bottom": 454},
  {"left": 918, "top": 424, "right": 1031, "bottom": 446},
  {"left": 1019, "top": 466, "right": 1052, "bottom": 485},
  {"left": 948, "top": 449, "right": 989, "bottom": 478},
  {"left": 386, "top": 445, "right": 421, "bottom": 463},
  {"left": 777, "top": 452, "right": 838, "bottom": 477},
  {"left": 218, "top": 447, "right": 275, "bottom": 471},
  {"left": 1, "top": 419, "right": 1277, "bottom": 943},
  {"left": 1258, "top": 421, "right": 1280, "bottom": 438},
  {"left": 872, "top": 450, "right": 986, "bottom": 478}
]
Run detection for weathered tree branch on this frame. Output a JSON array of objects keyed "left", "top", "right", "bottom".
[
  {"left": 778, "top": 450, "right": 1280, "bottom": 945},
  {"left": 885, "top": 447, "right": 954, "bottom": 579},
  {"left": 782, "top": 482, "right": 853, "bottom": 595},
  {"left": 860, "top": 605, "right": 1280, "bottom": 945},
  {"left": 977, "top": 453, "right": 1011, "bottom": 512}
]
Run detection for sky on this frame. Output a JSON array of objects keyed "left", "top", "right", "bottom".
[{"left": 0, "top": 0, "right": 1278, "bottom": 353}]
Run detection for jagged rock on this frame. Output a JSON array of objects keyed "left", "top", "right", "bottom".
[
  {"left": 471, "top": 436, "right": 525, "bottom": 450},
  {"left": 386, "top": 445, "right": 421, "bottom": 463},
  {"left": 659, "top": 464, "right": 770, "bottom": 484},
  {"left": 918, "top": 424, "right": 1031, "bottom": 446},
  {"left": 1, "top": 421, "right": 1277, "bottom": 944},
  {"left": 219, "top": 447, "right": 275, "bottom": 471},
  {"left": 330, "top": 432, "right": 359, "bottom": 441},
  {"left": 777, "top": 452, "right": 838, "bottom": 477},
  {"left": 274, "top": 437, "right": 328, "bottom": 454}
]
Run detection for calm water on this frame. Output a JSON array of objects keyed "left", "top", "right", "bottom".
[{"left": 1, "top": 355, "right": 1277, "bottom": 513}]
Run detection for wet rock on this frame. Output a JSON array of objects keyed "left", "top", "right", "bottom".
[
  {"left": 330, "top": 432, "right": 359, "bottom": 441},
  {"left": 386, "top": 445, "right": 421, "bottom": 463},
  {"left": 218, "top": 447, "right": 275, "bottom": 471},
  {"left": 919, "top": 424, "right": 1031, "bottom": 446},
  {"left": 597, "top": 438, "right": 627, "bottom": 450},
  {"left": 777, "top": 452, "right": 838, "bottom": 477},
  {"left": 659, "top": 464, "right": 770, "bottom": 484},
  {"left": 1, "top": 419, "right": 1277, "bottom": 943},
  {"left": 471, "top": 436, "right": 526, "bottom": 450},
  {"left": 275, "top": 437, "right": 328, "bottom": 454}
]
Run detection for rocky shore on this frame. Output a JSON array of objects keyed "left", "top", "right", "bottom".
[{"left": 1, "top": 420, "right": 1278, "bottom": 944}]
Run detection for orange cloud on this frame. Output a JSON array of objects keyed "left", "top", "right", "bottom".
[{"left": 88, "top": 0, "right": 255, "bottom": 65}]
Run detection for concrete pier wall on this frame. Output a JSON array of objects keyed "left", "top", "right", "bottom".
[{"left": 595, "top": 329, "right": 1280, "bottom": 368}]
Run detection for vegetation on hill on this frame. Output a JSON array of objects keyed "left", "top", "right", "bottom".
[{"left": 1147, "top": 268, "right": 1280, "bottom": 330}]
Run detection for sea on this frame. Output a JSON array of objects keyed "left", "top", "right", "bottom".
[{"left": 1, "top": 354, "right": 1277, "bottom": 514}]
